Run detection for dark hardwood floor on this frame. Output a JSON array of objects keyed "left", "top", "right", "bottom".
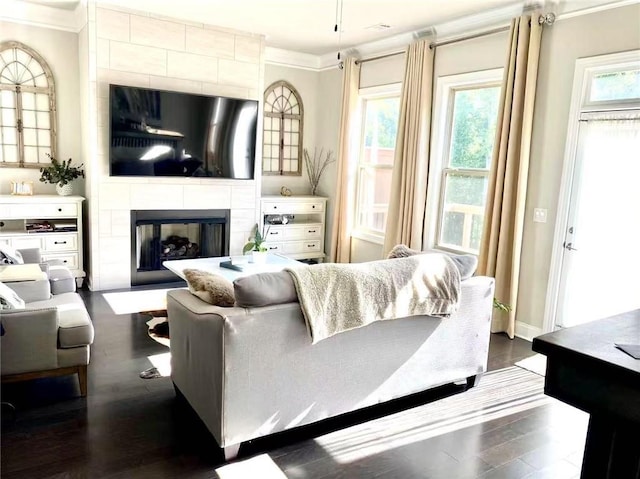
[{"left": 1, "top": 287, "right": 588, "bottom": 478}]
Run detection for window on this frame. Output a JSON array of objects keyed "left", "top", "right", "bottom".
[
  {"left": 263, "top": 81, "right": 303, "bottom": 175},
  {"left": 428, "top": 69, "right": 502, "bottom": 254},
  {"left": 353, "top": 85, "right": 401, "bottom": 242},
  {"left": 0, "top": 41, "right": 57, "bottom": 168}
]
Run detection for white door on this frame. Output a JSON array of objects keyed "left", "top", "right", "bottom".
[{"left": 555, "top": 114, "right": 640, "bottom": 328}]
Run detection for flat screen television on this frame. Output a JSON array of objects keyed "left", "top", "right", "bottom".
[{"left": 109, "top": 84, "right": 258, "bottom": 179}]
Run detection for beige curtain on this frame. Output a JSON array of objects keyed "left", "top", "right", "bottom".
[
  {"left": 382, "top": 39, "right": 434, "bottom": 255},
  {"left": 330, "top": 58, "right": 361, "bottom": 263},
  {"left": 477, "top": 15, "right": 542, "bottom": 338}
]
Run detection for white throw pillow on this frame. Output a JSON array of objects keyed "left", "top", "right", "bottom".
[
  {"left": 0, "top": 281, "right": 26, "bottom": 310},
  {"left": 0, "top": 244, "right": 24, "bottom": 265}
]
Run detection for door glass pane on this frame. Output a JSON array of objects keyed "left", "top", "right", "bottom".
[
  {"left": 558, "top": 119, "right": 640, "bottom": 327},
  {"left": 439, "top": 173, "right": 488, "bottom": 253},
  {"left": 449, "top": 87, "right": 500, "bottom": 169},
  {"left": 589, "top": 70, "right": 640, "bottom": 102}
]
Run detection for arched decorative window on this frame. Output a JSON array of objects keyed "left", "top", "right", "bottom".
[
  {"left": 0, "top": 41, "right": 57, "bottom": 168},
  {"left": 263, "top": 80, "right": 303, "bottom": 175}
]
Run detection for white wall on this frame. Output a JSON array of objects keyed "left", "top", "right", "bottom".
[
  {"left": 518, "top": 3, "right": 640, "bottom": 335},
  {"left": 262, "top": 64, "right": 319, "bottom": 195},
  {"left": 0, "top": 22, "right": 83, "bottom": 195}
]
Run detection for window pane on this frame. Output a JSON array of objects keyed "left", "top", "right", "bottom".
[
  {"left": 1, "top": 90, "right": 15, "bottom": 108},
  {"left": 590, "top": 70, "right": 640, "bottom": 102},
  {"left": 38, "top": 129, "right": 50, "bottom": 147},
  {"left": 1, "top": 107, "right": 15, "bottom": 126},
  {"left": 3, "top": 145, "right": 17, "bottom": 163},
  {"left": 23, "top": 127, "right": 37, "bottom": 146},
  {"left": 2, "top": 126, "right": 17, "bottom": 144},
  {"left": 363, "top": 97, "right": 400, "bottom": 166},
  {"left": 36, "top": 93, "right": 49, "bottom": 111},
  {"left": 439, "top": 173, "right": 488, "bottom": 252},
  {"left": 356, "top": 167, "right": 393, "bottom": 232},
  {"left": 22, "top": 92, "right": 35, "bottom": 110},
  {"left": 449, "top": 87, "right": 500, "bottom": 169},
  {"left": 22, "top": 109, "right": 36, "bottom": 128},
  {"left": 24, "top": 145, "right": 38, "bottom": 163},
  {"left": 37, "top": 111, "right": 50, "bottom": 129}
]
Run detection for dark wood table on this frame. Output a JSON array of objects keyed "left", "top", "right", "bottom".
[{"left": 532, "top": 309, "right": 640, "bottom": 479}]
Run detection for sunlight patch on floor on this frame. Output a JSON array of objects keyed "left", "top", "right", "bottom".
[
  {"left": 216, "top": 454, "right": 287, "bottom": 479},
  {"left": 147, "top": 352, "right": 171, "bottom": 377}
]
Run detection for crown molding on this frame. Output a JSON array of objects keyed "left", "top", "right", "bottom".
[
  {"left": 0, "top": 0, "right": 86, "bottom": 32},
  {"left": 264, "top": 47, "right": 322, "bottom": 71}
]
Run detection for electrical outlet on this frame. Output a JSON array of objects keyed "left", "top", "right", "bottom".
[{"left": 533, "top": 208, "right": 547, "bottom": 223}]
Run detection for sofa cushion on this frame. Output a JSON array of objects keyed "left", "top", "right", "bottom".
[
  {"left": 0, "top": 281, "right": 26, "bottom": 310},
  {"left": 184, "top": 269, "right": 235, "bottom": 307},
  {"left": 0, "top": 244, "right": 24, "bottom": 265},
  {"left": 48, "top": 265, "right": 76, "bottom": 294},
  {"left": 233, "top": 271, "right": 298, "bottom": 308},
  {"left": 387, "top": 244, "right": 478, "bottom": 279}
]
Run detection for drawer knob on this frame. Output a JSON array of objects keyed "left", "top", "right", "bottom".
[
  {"left": 269, "top": 246, "right": 278, "bottom": 250},
  {"left": 58, "top": 208, "right": 62, "bottom": 212},
  {"left": 307, "top": 244, "right": 315, "bottom": 248},
  {"left": 312, "top": 205, "right": 316, "bottom": 209},
  {"left": 272, "top": 206, "right": 278, "bottom": 210},
  {"left": 270, "top": 231, "right": 279, "bottom": 235},
  {"left": 54, "top": 241, "right": 67, "bottom": 245},
  {"left": 308, "top": 230, "right": 316, "bottom": 233}
]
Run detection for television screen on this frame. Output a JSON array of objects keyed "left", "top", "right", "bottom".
[{"left": 109, "top": 85, "right": 258, "bottom": 179}]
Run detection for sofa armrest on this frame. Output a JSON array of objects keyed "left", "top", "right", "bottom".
[
  {"left": 16, "top": 248, "right": 42, "bottom": 264},
  {"left": 4, "top": 278, "right": 52, "bottom": 303},
  {"left": 0, "top": 307, "right": 59, "bottom": 375}
]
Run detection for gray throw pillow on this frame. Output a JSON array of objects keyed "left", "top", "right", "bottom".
[
  {"left": 387, "top": 244, "right": 478, "bottom": 280},
  {"left": 183, "top": 269, "right": 235, "bottom": 307},
  {"left": 0, "top": 245, "right": 24, "bottom": 265},
  {"left": 234, "top": 271, "right": 298, "bottom": 308},
  {"left": 0, "top": 282, "right": 26, "bottom": 310}
]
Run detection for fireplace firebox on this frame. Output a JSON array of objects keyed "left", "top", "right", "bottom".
[{"left": 130, "top": 209, "right": 229, "bottom": 285}]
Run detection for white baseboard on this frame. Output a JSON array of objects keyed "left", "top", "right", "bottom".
[{"left": 514, "top": 321, "right": 543, "bottom": 342}]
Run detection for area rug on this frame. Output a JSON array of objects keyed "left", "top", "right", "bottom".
[
  {"left": 515, "top": 353, "right": 547, "bottom": 376},
  {"left": 139, "top": 311, "right": 171, "bottom": 379},
  {"left": 102, "top": 287, "right": 184, "bottom": 315}
]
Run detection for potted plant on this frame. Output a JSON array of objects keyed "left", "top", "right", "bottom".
[
  {"left": 39, "top": 154, "right": 85, "bottom": 196},
  {"left": 243, "top": 224, "right": 269, "bottom": 264}
]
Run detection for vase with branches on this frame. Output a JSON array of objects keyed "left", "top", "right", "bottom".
[
  {"left": 39, "top": 154, "right": 85, "bottom": 196},
  {"left": 304, "top": 147, "right": 335, "bottom": 196}
]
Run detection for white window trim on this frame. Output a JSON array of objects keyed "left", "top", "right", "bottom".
[
  {"left": 352, "top": 82, "right": 402, "bottom": 245},
  {"left": 424, "top": 68, "right": 503, "bottom": 254},
  {"left": 543, "top": 49, "right": 640, "bottom": 334}
]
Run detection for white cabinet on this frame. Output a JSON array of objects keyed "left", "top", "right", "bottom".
[
  {"left": 0, "top": 195, "right": 85, "bottom": 283},
  {"left": 260, "top": 195, "right": 327, "bottom": 261}
]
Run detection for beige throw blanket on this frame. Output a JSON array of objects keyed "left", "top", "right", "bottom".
[{"left": 286, "top": 254, "right": 461, "bottom": 344}]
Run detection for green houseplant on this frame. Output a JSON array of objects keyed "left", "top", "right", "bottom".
[
  {"left": 243, "top": 224, "right": 269, "bottom": 254},
  {"left": 39, "top": 154, "right": 85, "bottom": 196}
]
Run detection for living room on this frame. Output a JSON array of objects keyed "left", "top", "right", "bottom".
[{"left": 1, "top": 0, "right": 639, "bottom": 477}]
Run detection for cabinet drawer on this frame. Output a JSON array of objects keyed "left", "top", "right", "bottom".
[
  {"left": 263, "top": 242, "right": 283, "bottom": 253},
  {"left": 44, "top": 234, "right": 77, "bottom": 252},
  {"left": 9, "top": 203, "right": 77, "bottom": 219},
  {"left": 41, "top": 252, "right": 78, "bottom": 269},
  {"left": 262, "top": 201, "right": 324, "bottom": 214},
  {"left": 284, "top": 224, "right": 322, "bottom": 240},
  {"left": 265, "top": 227, "right": 285, "bottom": 241},
  {"left": 283, "top": 240, "right": 322, "bottom": 254},
  {"left": 9, "top": 236, "right": 43, "bottom": 250}
]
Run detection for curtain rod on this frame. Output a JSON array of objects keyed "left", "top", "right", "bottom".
[
  {"left": 429, "top": 25, "right": 510, "bottom": 49},
  {"left": 355, "top": 51, "right": 405, "bottom": 65}
]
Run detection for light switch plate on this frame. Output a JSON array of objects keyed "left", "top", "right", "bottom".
[{"left": 533, "top": 208, "right": 547, "bottom": 223}]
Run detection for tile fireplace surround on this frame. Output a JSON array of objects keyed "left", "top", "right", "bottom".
[{"left": 88, "top": 180, "right": 258, "bottom": 291}]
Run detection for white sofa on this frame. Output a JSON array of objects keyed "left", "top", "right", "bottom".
[{"left": 168, "top": 259, "right": 494, "bottom": 459}]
